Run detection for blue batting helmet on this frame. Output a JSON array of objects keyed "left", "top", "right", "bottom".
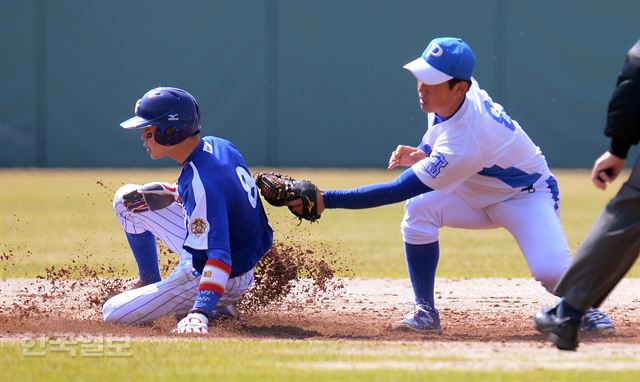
[{"left": 120, "top": 87, "right": 201, "bottom": 146}]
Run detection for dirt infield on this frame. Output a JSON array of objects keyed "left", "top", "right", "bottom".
[{"left": 1, "top": 277, "right": 638, "bottom": 346}]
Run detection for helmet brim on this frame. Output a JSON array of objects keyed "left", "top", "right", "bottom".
[{"left": 120, "top": 116, "right": 153, "bottom": 129}]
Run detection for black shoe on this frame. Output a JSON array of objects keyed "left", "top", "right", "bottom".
[
  {"left": 549, "top": 316, "right": 580, "bottom": 351},
  {"left": 534, "top": 303, "right": 581, "bottom": 351},
  {"left": 533, "top": 305, "right": 558, "bottom": 334}
]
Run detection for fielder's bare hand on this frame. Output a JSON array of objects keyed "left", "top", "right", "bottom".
[
  {"left": 591, "top": 151, "right": 626, "bottom": 190},
  {"left": 388, "top": 145, "right": 426, "bottom": 170}
]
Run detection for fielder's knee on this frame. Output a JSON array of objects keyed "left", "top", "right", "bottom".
[
  {"left": 401, "top": 224, "right": 439, "bottom": 245},
  {"left": 532, "top": 267, "right": 565, "bottom": 294},
  {"left": 401, "top": 198, "right": 441, "bottom": 244}
]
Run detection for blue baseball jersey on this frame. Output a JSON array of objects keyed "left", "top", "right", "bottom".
[{"left": 178, "top": 136, "right": 273, "bottom": 277}]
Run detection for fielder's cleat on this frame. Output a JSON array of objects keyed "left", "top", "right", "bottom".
[
  {"left": 581, "top": 308, "right": 615, "bottom": 335},
  {"left": 392, "top": 302, "right": 441, "bottom": 334},
  {"left": 210, "top": 304, "right": 244, "bottom": 324},
  {"left": 535, "top": 304, "right": 615, "bottom": 336}
]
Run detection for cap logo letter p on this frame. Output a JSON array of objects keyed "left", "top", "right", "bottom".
[{"left": 425, "top": 43, "right": 443, "bottom": 58}]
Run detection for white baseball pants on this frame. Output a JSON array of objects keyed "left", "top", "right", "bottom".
[
  {"left": 401, "top": 187, "right": 571, "bottom": 293},
  {"left": 103, "top": 184, "right": 254, "bottom": 325}
]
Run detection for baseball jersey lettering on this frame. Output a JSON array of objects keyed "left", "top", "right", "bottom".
[
  {"left": 422, "top": 152, "right": 448, "bottom": 178},
  {"left": 483, "top": 100, "right": 516, "bottom": 131}
]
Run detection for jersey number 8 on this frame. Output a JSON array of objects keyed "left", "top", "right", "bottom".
[{"left": 236, "top": 167, "right": 258, "bottom": 208}]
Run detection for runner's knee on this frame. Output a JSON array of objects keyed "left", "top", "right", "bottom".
[
  {"left": 103, "top": 295, "right": 124, "bottom": 323},
  {"left": 102, "top": 294, "right": 137, "bottom": 325},
  {"left": 113, "top": 184, "right": 141, "bottom": 218},
  {"left": 113, "top": 184, "right": 139, "bottom": 210}
]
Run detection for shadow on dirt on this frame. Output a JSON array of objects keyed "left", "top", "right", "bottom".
[{"left": 239, "top": 325, "right": 322, "bottom": 339}]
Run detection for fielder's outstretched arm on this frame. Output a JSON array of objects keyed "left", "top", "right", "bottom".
[{"left": 323, "top": 168, "right": 432, "bottom": 209}]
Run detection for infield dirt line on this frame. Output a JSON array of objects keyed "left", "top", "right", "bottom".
[{"left": 1, "top": 278, "right": 638, "bottom": 343}]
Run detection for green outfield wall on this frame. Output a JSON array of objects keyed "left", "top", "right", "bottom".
[{"left": 1, "top": 0, "right": 638, "bottom": 168}]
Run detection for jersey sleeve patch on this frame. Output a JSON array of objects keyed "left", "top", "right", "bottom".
[
  {"left": 189, "top": 217, "right": 209, "bottom": 238},
  {"left": 421, "top": 152, "right": 448, "bottom": 178}
]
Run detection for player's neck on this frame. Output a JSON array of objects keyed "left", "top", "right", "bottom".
[
  {"left": 170, "top": 136, "right": 202, "bottom": 165},
  {"left": 438, "top": 96, "right": 465, "bottom": 119}
]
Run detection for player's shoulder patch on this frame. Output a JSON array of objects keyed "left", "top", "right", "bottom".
[
  {"left": 421, "top": 152, "right": 448, "bottom": 178},
  {"left": 189, "top": 217, "right": 209, "bottom": 238}
]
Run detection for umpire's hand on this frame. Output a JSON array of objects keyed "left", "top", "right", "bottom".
[{"left": 591, "top": 151, "right": 625, "bottom": 190}]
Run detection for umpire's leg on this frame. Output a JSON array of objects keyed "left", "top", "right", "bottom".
[{"left": 554, "top": 154, "right": 640, "bottom": 311}]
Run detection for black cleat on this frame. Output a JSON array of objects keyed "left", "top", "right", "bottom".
[
  {"left": 534, "top": 303, "right": 581, "bottom": 351},
  {"left": 533, "top": 305, "right": 558, "bottom": 334},
  {"left": 549, "top": 316, "right": 580, "bottom": 351}
]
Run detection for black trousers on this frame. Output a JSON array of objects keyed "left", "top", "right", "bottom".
[{"left": 554, "top": 154, "right": 640, "bottom": 311}]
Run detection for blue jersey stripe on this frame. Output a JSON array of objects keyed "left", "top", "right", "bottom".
[
  {"left": 545, "top": 175, "right": 560, "bottom": 211},
  {"left": 477, "top": 165, "right": 542, "bottom": 188},
  {"left": 417, "top": 143, "right": 432, "bottom": 157}
]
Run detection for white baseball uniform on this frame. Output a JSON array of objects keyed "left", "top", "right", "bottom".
[{"left": 403, "top": 79, "right": 571, "bottom": 292}]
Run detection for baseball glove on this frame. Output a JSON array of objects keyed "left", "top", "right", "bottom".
[
  {"left": 123, "top": 182, "right": 179, "bottom": 213},
  {"left": 254, "top": 172, "right": 321, "bottom": 222}
]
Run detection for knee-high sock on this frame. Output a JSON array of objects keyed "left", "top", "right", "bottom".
[
  {"left": 125, "top": 231, "right": 161, "bottom": 284},
  {"left": 404, "top": 241, "right": 439, "bottom": 307}
]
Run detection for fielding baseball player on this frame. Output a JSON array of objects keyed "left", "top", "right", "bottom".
[
  {"left": 285, "top": 37, "right": 615, "bottom": 334},
  {"left": 534, "top": 39, "right": 640, "bottom": 350},
  {"left": 103, "top": 87, "right": 273, "bottom": 334}
]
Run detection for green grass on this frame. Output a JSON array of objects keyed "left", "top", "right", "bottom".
[
  {"left": 1, "top": 168, "right": 637, "bottom": 279},
  {"left": 2, "top": 169, "right": 638, "bottom": 380},
  {"left": 1, "top": 339, "right": 638, "bottom": 382}
]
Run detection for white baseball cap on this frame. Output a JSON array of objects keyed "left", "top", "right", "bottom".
[{"left": 404, "top": 37, "right": 476, "bottom": 85}]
